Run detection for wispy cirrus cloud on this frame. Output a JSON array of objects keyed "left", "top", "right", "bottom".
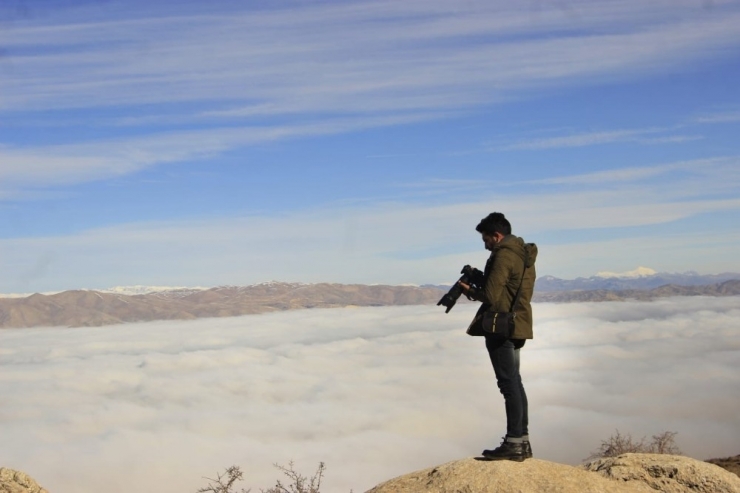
[
  {"left": 531, "top": 157, "right": 730, "bottom": 185},
  {"left": 1, "top": 0, "right": 739, "bottom": 292},
  {"left": 695, "top": 111, "right": 740, "bottom": 124},
  {"left": 0, "top": 112, "right": 446, "bottom": 187},
  {"left": 637, "top": 135, "right": 704, "bottom": 144},
  {"left": 2, "top": 1, "right": 740, "bottom": 117},
  {"left": 2, "top": 0, "right": 739, "bottom": 191},
  {"left": 501, "top": 129, "right": 650, "bottom": 150},
  {"left": 3, "top": 155, "right": 740, "bottom": 292},
  {"left": 498, "top": 126, "right": 703, "bottom": 150}
]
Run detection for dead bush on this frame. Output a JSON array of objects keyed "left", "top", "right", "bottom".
[
  {"left": 197, "top": 462, "right": 337, "bottom": 493},
  {"left": 197, "top": 466, "right": 250, "bottom": 493},
  {"left": 586, "top": 430, "right": 682, "bottom": 461},
  {"left": 262, "top": 461, "right": 325, "bottom": 493}
]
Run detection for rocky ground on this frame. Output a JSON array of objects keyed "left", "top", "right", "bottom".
[
  {"left": 708, "top": 455, "right": 740, "bottom": 478},
  {"left": 3, "top": 453, "right": 739, "bottom": 493},
  {"left": 0, "top": 468, "right": 47, "bottom": 493},
  {"left": 367, "top": 453, "right": 740, "bottom": 493}
]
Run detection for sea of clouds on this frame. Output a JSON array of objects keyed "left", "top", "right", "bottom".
[{"left": 1, "top": 297, "right": 739, "bottom": 492}]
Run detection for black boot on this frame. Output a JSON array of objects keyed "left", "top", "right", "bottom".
[
  {"left": 482, "top": 438, "right": 526, "bottom": 462},
  {"left": 524, "top": 440, "right": 533, "bottom": 459}
]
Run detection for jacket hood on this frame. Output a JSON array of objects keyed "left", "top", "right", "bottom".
[{"left": 497, "top": 235, "right": 538, "bottom": 267}]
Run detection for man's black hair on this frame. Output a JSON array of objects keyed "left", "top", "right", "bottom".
[{"left": 476, "top": 212, "right": 512, "bottom": 236}]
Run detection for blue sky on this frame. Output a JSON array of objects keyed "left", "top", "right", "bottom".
[{"left": 1, "top": 0, "right": 740, "bottom": 293}]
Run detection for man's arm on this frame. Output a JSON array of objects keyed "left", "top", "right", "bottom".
[
  {"left": 456, "top": 265, "right": 484, "bottom": 302},
  {"left": 462, "top": 282, "right": 486, "bottom": 302},
  {"left": 483, "top": 250, "right": 516, "bottom": 309},
  {"left": 460, "top": 253, "right": 515, "bottom": 306}
]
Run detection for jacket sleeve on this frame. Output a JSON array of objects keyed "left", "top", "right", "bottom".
[
  {"left": 484, "top": 250, "right": 516, "bottom": 309},
  {"left": 465, "top": 285, "right": 487, "bottom": 303},
  {"left": 463, "top": 265, "right": 488, "bottom": 302}
]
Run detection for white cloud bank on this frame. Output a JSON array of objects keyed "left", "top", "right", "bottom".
[{"left": 1, "top": 298, "right": 738, "bottom": 492}]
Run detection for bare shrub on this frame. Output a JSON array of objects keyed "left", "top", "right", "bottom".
[
  {"left": 262, "top": 461, "right": 325, "bottom": 493},
  {"left": 586, "top": 429, "right": 682, "bottom": 461},
  {"left": 197, "top": 465, "right": 250, "bottom": 493},
  {"left": 649, "top": 431, "right": 682, "bottom": 455},
  {"left": 197, "top": 462, "right": 335, "bottom": 493}
]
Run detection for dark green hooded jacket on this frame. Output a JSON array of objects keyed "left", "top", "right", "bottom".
[{"left": 466, "top": 235, "right": 538, "bottom": 339}]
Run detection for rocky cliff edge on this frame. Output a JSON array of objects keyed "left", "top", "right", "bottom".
[
  {"left": 0, "top": 468, "right": 48, "bottom": 493},
  {"left": 366, "top": 453, "right": 740, "bottom": 493},
  {"left": 4, "top": 453, "right": 739, "bottom": 493}
]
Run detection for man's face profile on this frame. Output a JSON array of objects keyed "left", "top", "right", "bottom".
[{"left": 482, "top": 232, "right": 502, "bottom": 251}]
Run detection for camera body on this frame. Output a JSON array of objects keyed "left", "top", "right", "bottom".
[{"left": 437, "top": 265, "right": 484, "bottom": 313}]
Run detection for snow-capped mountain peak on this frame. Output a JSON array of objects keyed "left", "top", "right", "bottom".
[
  {"left": 595, "top": 266, "right": 657, "bottom": 279},
  {"left": 101, "top": 285, "right": 211, "bottom": 296}
]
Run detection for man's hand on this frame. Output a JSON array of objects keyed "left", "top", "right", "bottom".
[{"left": 458, "top": 280, "right": 470, "bottom": 292}]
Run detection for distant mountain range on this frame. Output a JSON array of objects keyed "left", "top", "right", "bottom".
[
  {"left": 1, "top": 272, "right": 739, "bottom": 328},
  {"left": 0, "top": 283, "right": 445, "bottom": 328},
  {"left": 535, "top": 271, "right": 740, "bottom": 292},
  {"left": 534, "top": 279, "right": 740, "bottom": 302}
]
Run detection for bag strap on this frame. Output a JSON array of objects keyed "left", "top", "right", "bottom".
[{"left": 508, "top": 255, "right": 528, "bottom": 313}]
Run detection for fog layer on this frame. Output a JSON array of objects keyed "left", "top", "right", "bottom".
[{"left": 1, "top": 297, "right": 738, "bottom": 492}]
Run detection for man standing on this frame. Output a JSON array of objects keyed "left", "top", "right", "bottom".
[{"left": 459, "top": 212, "right": 537, "bottom": 462}]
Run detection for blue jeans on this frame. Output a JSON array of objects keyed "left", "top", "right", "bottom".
[{"left": 485, "top": 337, "right": 528, "bottom": 439}]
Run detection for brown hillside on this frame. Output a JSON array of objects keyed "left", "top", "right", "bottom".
[
  {"left": 708, "top": 455, "right": 740, "bottom": 478},
  {"left": 2, "top": 279, "right": 739, "bottom": 328},
  {"left": 0, "top": 283, "right": 446, "bottom": 328}
]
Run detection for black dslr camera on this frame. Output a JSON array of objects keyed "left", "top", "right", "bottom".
[{"left": 437, "top": 265, "right": 484, "bottom": 313}]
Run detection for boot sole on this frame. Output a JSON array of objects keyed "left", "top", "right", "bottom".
[{"left": 480, "top": 455, "right": 526, "bottom": 462}]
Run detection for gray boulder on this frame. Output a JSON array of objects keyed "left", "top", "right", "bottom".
[{"left": 0, "top": 468, "right": 48, "bottom": 493}]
